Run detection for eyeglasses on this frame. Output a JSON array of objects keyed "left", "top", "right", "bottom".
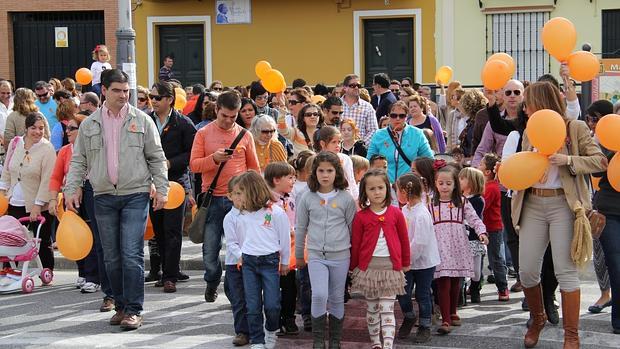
[
  {"left": 137, "top": 97, "right": 147, "bottom": 102},
  {"left": 348, "top": 83, "right": 362, "bottom": 89},
  {"left": 304, "top": 112, "right": 320, "bottom": 117},
  {"left": 66, "top": 125, "right": 79, "bottom": 132},
  {"left": 586, "top": 115, "right": 600, "bottom": 123},
  {"left": 389, "top": 113, "right": 407, "bottom": 119},
  {"left": 330, "top": 110, "right": 344, "bottom": 115},
  {"left": 149, "top": 94, "right": 171, "bottom": 101},
  {"left": 504, "top": 89, "right": 522, "bottom": 97},
  {"left": 255, "top": 95, "right": 269, "bottom": 101},
  {"left": 289, "top": 100, "right": 303, "bottom": 106},
  {"left": 261, "top": 129, "right": 276, "bottom": 134}
]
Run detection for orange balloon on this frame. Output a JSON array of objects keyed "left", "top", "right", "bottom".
[
  {"left": 174, "top": 87, "right": 186, "bottom": 98},
  {"left": 608, "top": 153, "right": 620, "bottom": 192},
  {"left": 261, "top": 69, "right": 286, "bottom": 93},
  {"left": 174, "top": 94, "right": 187, "bottom": 110},
  {"left": 591, "top": 175, "right": 601, "bottom": 191},
  {"left": 526, "top": 109, "right": 567, "bottom": 155},
  {"left": 144, "top": 215, "right": 154, "bottom": 240},
  {"left": 595, "top": 114, "right": 620, "bottom": 151},
  {"left": 481, "top": 60, "right": 512, "bottom": 90},
  {"left": 488, "top": 53, "right": 515, "bottom": 76},
  {"left": 57, "top": 193, "right": 65, "bottom": 220},
  {"left": 0, "top": 194, "right": 7, "bottom": 215},
  {"left": 56, "top": 211, "right": 93, "bottom": 261},
  {"left": 567, "top": 51, "right": 599, "bottom": 82},
  {"left": 435, "top": 66, "right": 453, "bottom": 85},
  {"left": 498, "top": 152, "right": 550, "bottom": 191},
  {"left": 255, "top": 60, "right": 272, "bottom": 80},
  {"left": 75, "top": 68, "right": 93, "bottom": 85},
  {"left": 165, "top": 181, "right": 185, "bottom": 209},
  {"left": 542, "top": 17, "right": 576, "bottom": 62}
]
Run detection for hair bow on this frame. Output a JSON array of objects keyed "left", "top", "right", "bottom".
[{"left": 433, "top": 159, "right": 447, "bottom": 170}]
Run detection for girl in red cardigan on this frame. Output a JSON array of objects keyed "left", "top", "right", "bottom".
[{"left": 351, "top": 169, "right": 410, "bottom": 349}]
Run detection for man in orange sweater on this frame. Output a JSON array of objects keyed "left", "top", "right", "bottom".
[{"left": 190, "top": 91, "right": 260, "bottom": 302}]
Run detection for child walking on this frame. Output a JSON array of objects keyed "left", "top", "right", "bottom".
[
  {"left": 315, "top": 126, "right": 358, "bottom": 200},
  {"left": 430, "top": 164, "right": 488, "bottom": 335},
  {"left": 458, "top": 167, "right": 486, "bottom": 303},
  {"left": 395, "top": 173, "right": 440, "bottom": 343},
  {"left": 351, "top": 169, "right": 410, "bottom": 349},
  {"left": 478, "top": 153, "right": 509, "bottom": 301},
  {"left": 89, "top": 45, "right": 111, "bottom": 96},
  {"left": 223, "top": 176, "right": 250, "bottom": 346},
  {"left": 233, "top": 171, "right": 291, "bottom": 349},
  {"left": 296, "top": 151, "right": 357, "bottom": 349},
  {"left": 264, "top": 162, "right": 300, "bottom": 336}
]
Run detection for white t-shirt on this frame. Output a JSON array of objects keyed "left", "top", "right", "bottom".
[
  {"left": 337, "top": 152, "right": 359, "bottom": 200},
  {"left": 372, "top": 207, "right": 390, "bottom": 257},
  {"left": 502, "top": 131, "right": 561, "bottom": 189},
  {"left": 90, "top": 61, "right": 112, "bottom": 84}
]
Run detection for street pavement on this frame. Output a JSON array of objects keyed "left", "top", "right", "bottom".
[{"left": 1, "top": 242, "right": 619, "bottom": 349}]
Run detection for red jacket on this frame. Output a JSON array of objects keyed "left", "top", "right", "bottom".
[
  {"left": 483, "top": 180, "right": 503, "bottom": 232},
  {"left": 350, "top": 205, "right": 411, "bottom": 271}
]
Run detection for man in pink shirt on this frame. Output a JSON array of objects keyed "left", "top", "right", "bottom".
[
  {"left": 190, "top": 91, "right": 260, "bottom": 302},
  {"left": 65, "top": 69, "right": 169, "bottom": 331}
]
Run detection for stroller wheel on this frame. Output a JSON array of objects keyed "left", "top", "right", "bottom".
[
  {"left": 40, "top": 268, "right": 53, "bottom": 285},
  {"left": 22, "top": 277, "right": 35, "bottom": 293}
]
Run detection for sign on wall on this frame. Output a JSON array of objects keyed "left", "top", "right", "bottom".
[
  {"left": 55, "top": 27, "right": 68, "bottom": 48},
  {"left": 215, "top": 0, "right": 251, "bottom": 24},
  {"left": 592, "top": 59, "right": 620, "bottom": 104}
]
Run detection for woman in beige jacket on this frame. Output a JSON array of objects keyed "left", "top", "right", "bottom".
[
  {"left": 509, "top": 82, "right": 607, "bottom": 349},
  {"left": 4, "top": 88, "right": 51, "bottom": 151},
  {"left": 0, "top": 113, "right": 56, "bottom": 270}
]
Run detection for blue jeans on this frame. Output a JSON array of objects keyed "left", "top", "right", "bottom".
[
  {"left": 202, "top": 196, "right": 232, "bottom": 288},
  {"left": 224, "top": 265, "right": 249, "bottom": 335},
  {"left": 94, "top": 192, "right": 149, "bottom": 315},
  {"left": 599, "top": 214, "right": 620, "bottom": 331},
  {"left": 242, "top": 252, "right": 281, "bottom": 344},
  {"left": 397, "top": 267, "right": 435, "bottom": 328},
  {"left": 83, "top": 181, "right": 112, "bottom": 298},
  {"left": 487, "top": 231, "right": 508, "bottom": 292}
]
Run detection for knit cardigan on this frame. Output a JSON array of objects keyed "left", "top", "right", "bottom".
[{"left": 350, "top": 205, "right": 411, "bottom": 271}]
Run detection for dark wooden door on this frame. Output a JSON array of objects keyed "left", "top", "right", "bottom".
[
  {"left": 364, "top": 18, "right": 414, "bottom": 86},
  {"left": 12, "top": 11, "right": 105, "bottom": 89},
  {"left": 159, "top": 25, "right": 205, "bottom": 87}
]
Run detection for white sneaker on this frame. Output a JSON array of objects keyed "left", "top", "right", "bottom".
[
  {"left": 264, "top": 330, "right": 277, "bottom": 349},
  {"left": 80, "top": 282, "right": 100, "bottom": 293},
  {"left": 250, "top": 344, "right": 265, "bottom": 349},
  {"left": 75, "top": 277, "right": 86, "bottom": 289}
]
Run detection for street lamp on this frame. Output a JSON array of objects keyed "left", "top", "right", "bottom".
[{"left": 116, "top": 0, "right": 137, "bottom": 107}]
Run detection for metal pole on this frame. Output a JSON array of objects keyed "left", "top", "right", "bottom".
[
  {"left": 580, "top": 43, "right": 593, "bottom": 115},
  {"left": 116, "top": 0, "right": 137, "bottom": 107}
]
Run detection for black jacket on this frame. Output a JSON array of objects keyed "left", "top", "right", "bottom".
[{"left": 150, "top": 109, "right": 197, "bottom": 192}]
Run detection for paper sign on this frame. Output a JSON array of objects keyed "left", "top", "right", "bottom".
[
  {"left": 216, "top": 0, "right": 251, "bottom": 24},
  {"left": 55, "top": 27, "right": 68, "bottom": 48},
  {"left": 122, "top": 63, "right": 137, "bottom": 90}
]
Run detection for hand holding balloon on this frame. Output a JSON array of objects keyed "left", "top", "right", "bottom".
[{"left": 548, "top": 153, "right": 569, "bottom": 167}]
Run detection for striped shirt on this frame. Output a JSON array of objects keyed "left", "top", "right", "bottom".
[{"left": 341, "top": 97, "right": 378, "bottom": 145}]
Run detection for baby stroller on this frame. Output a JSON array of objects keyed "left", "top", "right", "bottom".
[{"left": 0, "top": 215, "right": 53, "bottom": 294}]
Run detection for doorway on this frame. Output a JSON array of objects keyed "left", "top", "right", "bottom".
[
  {"left": 158, "top": 24, "right": 205, "bottom": 87},
  {"left": 363, "top": 18, "right": 414, "bottom": 86}
]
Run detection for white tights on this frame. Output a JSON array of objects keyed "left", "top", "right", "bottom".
[{"left": 366, "top": 297, "right": 396, "bottom": 349}]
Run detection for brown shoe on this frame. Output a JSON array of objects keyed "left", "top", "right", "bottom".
[
  {"left": 163, "top": 281, "right": 177, "bottom": 293},
  {"left": 561, "top": 289, "right": 581, "bottom": 349},
  {"left": 109, "top": 310, "right": 125, "bottom": 325},
  {"left": 523, "top": 284, "right": 547, "bottom": 348},
  {"left": 120, "top": 314, "right": 143, "bottom": 330},
  {"left": 100, "top": 298, "right": 115, "bottom": 312},
  {"left": 511, "top": 281, "right": 523, "bottom": 293},
  {"left": 232, "top": 333, "right": 249, "bottom": 346}
]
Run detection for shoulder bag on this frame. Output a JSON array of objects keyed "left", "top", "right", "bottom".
[
  {"left": 188, "top": 129, "right": 247, "bottom": 244},
  {"left": 387, "top": 127, "right": 412, "bottom": 167}
]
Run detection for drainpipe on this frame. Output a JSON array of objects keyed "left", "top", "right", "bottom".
[{"left": 116, "top": 0, "right": 138, "bottom": 107}]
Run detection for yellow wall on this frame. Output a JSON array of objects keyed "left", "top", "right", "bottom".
[
  {"left": 436, "top": 0, "right": 619, "bottom": 85},
  {"left": 134, "top": 0, "right": 436, "bottom": 87}
]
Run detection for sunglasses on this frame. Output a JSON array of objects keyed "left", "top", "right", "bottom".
[
  {"left": 66, "top": 125, "right": 79, "bottom": 132},
  {"left": 348, "top": 83, "right": 362, "bottom": 89},
  {"left": 390, "top": 89, "right": 400, "bottom": 94},
  {"left": 586, "top": 115, "right": 600, "bottom": 123},
  {"left": 137, "top": 97, "right": 147, "bottom": 102},
  {"left": 402, "top": 83, "right": 410, "bottom": 88},
  {"left": 261, "top": 129, "right": 276, "bottom": 134},
  {"left": 304, "top": 112, "right": 320, "bottom": 117},
  {"left": 289, "top": 100, "right": 303, "bottom": 106},
  {"left": 149, "top": 94, "right": 171, "bottom": 101},
  {"left": 212, "top": 87, "right": 223, "bottom": 91},
  {"left": 36, "top": 93, "right": 48, "bottom": 98},
  {"left": 389, "top": 113, "right": 407, "bottom": 119},
  {"left": 255, "top": 95, "right": 269, "bottom": 100},
  {"left": 504, "top": 89, "right": 522, "bottom": 97},
  {"left": 330, "top": 110, "right": 344, "bottom": 115}
]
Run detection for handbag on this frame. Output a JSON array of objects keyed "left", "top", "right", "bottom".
[
  {"left": 387, "top": 127, "right": 412, "bottom": 166},
  {"left": 188, "top": 129, "right": 247, "bottom": 244}
]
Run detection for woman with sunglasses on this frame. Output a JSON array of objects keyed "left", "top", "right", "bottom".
[
  {"left": 407, "top": 95, "right": 446, "bottom": 153},
  {"left": 250, "top": 81, "right": 278, "bottom": 120},
  {"left": 250, "top": 115, "right": 287, "bottom": 173},
  {"left": 367, "top": 101, "right": 433, "bottom": 183},
  {"left": 136, "top": 86, "right": 152, "bottom": 114},
  {"left": 278, "top": 100, "right": 322, "bottom": 156}
]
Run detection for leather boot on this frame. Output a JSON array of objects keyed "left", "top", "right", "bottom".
[
  {"left": 561, "top": 289, "right": 581, "bottom": 349},
  {"left": 328, "top": 314, "right": 344, "bottom": 349},
  {"left": 523, "top": 284, "right": 547, "bottom": 348},
  {"left": 312, "top": 314, "right": 327, "bottom": 349}
]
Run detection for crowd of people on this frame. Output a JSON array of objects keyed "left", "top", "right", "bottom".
[{"left": 0, "top": 50, "right": 619, "bottom": 349}]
